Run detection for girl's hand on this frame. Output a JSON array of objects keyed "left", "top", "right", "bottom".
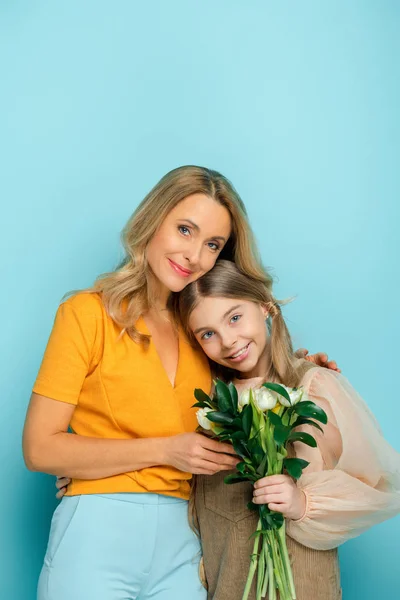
[
  {"left": 296, "top": 348, "right": 341, "bottom": 373},
  {"left": 55, "top": 476, "right": 71, "bottom": 500},
  {"left": 252, "top": 474, "right": 306, "bottom": 521},
  {"left": 166, "top": 432, "right": 239, "bottom": 475}
]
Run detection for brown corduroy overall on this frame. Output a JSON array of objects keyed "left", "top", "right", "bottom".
[{"left": 193, "top": 365, "right": 342, "bottom": 600}]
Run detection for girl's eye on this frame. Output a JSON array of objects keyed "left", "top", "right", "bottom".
[
  {"left": 230, "top": 314, "right": 241, "bottom": 324},
  {"left": 207, "top": 242, "right": 220, "bottom": 252},
  {"left": 178, "top": 225, "right": 190, "bottom": 236},
  {"left": 201, "top": 331, "right": 214, "bottom": 340}
]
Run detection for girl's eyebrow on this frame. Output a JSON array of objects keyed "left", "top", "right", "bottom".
[
  {"left": 193, "top": 304, "right": 243, "bottom": 335},
  {"left": 179, "top": 219, "right": 227, "bottom": 243}
]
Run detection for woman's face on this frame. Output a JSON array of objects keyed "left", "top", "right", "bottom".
[
  {"left": 146, "top": 193, "right": 232, "bottom": 294},
  {"left": 188, "top": 296, "right": 269, "bottom": 377}
]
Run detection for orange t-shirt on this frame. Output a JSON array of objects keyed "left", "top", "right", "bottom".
[{"left": 33, "top": 292, "right": 212, "bottom": 500}]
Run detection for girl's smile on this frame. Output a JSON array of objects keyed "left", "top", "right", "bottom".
[{"left": 189, "top": 296, "right": 270, "bottom": 379}]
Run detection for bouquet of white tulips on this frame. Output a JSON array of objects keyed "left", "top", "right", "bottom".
[{"left": 194, "top": 380, "right": 327, "bottom": 600}]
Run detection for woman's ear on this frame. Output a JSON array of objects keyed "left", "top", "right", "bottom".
[{"left": 260, "top": 303, "right": 269, "bottom": 319}]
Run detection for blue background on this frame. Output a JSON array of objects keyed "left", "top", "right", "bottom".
[{"left": 1, "top": 1, "right": 399, "bottom": 597}]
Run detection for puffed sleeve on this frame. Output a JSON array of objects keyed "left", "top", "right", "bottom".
[
  {"left": 286, "top": 368, "right": 400, "bottom": 550},
  {"left": 32, "top": 293, "right": 103, "bottom": 405}
]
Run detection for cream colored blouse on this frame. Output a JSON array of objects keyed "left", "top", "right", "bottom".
[{"left": 233, "top": 367, "right": 400, "bottom": 551}]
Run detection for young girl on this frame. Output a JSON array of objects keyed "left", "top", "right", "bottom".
[{"left": 178, "top": 259, "right": 400, "bottom": 600}]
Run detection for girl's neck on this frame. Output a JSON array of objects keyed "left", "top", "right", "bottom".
[{"left": 234, "top": 340, "right": 272, "bottom": 381}]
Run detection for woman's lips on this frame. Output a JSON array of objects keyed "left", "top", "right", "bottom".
[
  {"left": 227, "top": 343, "right": 251, "bottom": 363},
  {"left": 168, "top": 258, "right": 193, "bottom": 278}
]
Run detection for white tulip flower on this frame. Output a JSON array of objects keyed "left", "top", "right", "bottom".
[
  {"left": 196, "top": 407, "right": 213, "bottom": 430},
  {"left": 276, "top": 385, "right": 303, "bottom": 407},
  {"left": 238, "top": 389, "right": 251, "bottom": 411},
  {"left": 254, "top": 387, "right": 278, "bottom": 411}
]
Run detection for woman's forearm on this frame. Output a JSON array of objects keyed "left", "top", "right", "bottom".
[{"left": 24, "top": 432, "right": 169, "bottom": 479}]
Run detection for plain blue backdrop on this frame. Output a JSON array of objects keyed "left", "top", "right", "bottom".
[{"left": 1, "top": 1, "right": 399, "bottom": 598}]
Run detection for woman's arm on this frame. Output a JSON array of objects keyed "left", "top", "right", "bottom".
[{"left": 23, "top": 392, "right": 239, "bottom": 479}]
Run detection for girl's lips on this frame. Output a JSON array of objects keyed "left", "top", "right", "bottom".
[
  {"left": 168, "top": 258, "right": 193, "bottom": 278},
  {"left": 227, "top": 343, "right": 251, "bottom": 363}
]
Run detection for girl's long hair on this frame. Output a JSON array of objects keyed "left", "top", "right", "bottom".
[
  {"left": 89, "top": 165, "right": 271, "bottom": 344},
  {"left": 178, "top": 259, "right": 302, "bottom": 388}
]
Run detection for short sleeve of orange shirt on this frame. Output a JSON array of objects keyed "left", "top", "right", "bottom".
[{"left": 33, "top": 292, "right": 212, "bottom": 500}]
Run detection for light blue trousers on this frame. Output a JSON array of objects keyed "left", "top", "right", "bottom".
[{"left": 37, "top": 493, "right": 206, "bottom": 600}]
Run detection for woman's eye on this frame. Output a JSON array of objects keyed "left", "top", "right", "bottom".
[
  {"left": 207, "top": 242, "right": 220, "bottom": 252},
  {"left": 178, "top": 225, "right": 190, "bottom": 236},
  {"left": 201, "top": 331, "right": 214, "bottom": 340},
  {"left": 230, "top": 314, "right": 241, "bottom": 324}
]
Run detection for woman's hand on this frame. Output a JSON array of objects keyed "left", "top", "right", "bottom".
[
  {"left": 55, "top": 476, "right": 71, "bottom": 500},
  {"left": 296, "top": 348, "right": 341, "bottom": 372},
  {"left": 165, "top": 432, "right": 239, "bottom": 475},
  {"left": 252, "top": 474, "right": 306, "bottom": 521}
]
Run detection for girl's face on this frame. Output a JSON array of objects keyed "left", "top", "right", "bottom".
[
  {"left": 146, "top": 194, "right": 232, "bottom": 295},
  {"left": 189, "top": 296, "right": 269, "bottom": 378}
]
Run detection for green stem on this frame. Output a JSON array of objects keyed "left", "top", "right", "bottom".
[
  {"left": 267, "top": 536, "right": 276, "bottom": 600},
  {"left": 278, "top": 522, "right": 296, "bottom": 599},
  {"left": 269, "top": 530, "right": 291, "bottom": 600},
  {"left": 242, "top": 518, "right": 262, "bottom": 600},
  {"left": 256, "top": 537, "right": 265, "bottom": 600},
  {"left": 261, "top": 540, "right": 269, "bottom": 598}
]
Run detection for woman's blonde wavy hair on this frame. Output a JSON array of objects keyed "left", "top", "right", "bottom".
[{"left": 91, "top": 165, "right": 272, "bottom": 344}]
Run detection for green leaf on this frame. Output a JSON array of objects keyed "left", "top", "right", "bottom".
[
  {"left": 206, "top": 411, "right": 234, "bottom": 425},
  {"left": 293, "top": 401, "right": 328, "bottom": 424},
  {"left": 241, "top": 404, "right": 253, "bottom": 438},
  {"left": 262, "top": 382, "right": 291, "bottom": 403},
  {"left": 215, "top": 380, "right": 234, "bottom": 414},
  {"left": 256, "top": 452, "right": 269, "bottom": 477},
  {"left": 194, "top": 388, "right": 213, "bottom": 405},
  {"left": 268, "top": 411, "right": 291, "bottom": 445},
  {"left": 224, "top": 474, "right": 249, "bottom": 484},
  {"left": 192, "top": 401, "right": 211, "bottom": 409},
  {"left": 293, "top": 417, "right": 324, "bottom": 433},
  {"left": 228, "top": 382, "right": 239, "bottom": 413},
  {"left": 287, "top": 431, "right": 317, "bottom": 447},
  {"left": 247, "top": 500, "right": 258, "bottom": 511},
  {"left": 236, "top": 462, "right": 247, "bottom": 474},
  {"left": 231, "top": 430, "right": 247, "bottom": 442},
  {"left": 232, "top": 439, "right": 249, "bottom": 459},
  {"left": 283, "top": 458, "right": 310, "bottom": 480}
]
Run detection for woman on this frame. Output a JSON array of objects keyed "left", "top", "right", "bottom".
[{"left": 23, "top": 165, "right": 337, "bottom": 600}]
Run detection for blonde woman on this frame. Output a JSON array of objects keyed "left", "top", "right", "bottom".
[
  {"left": 177, "top": 260, "right": 400, "bottom": 600},
  {"left": 23, "top": 166, "right": 336, "bottom": 600}
]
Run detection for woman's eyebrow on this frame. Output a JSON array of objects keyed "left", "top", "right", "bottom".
[
  {"left": 180, "top": 219, "right": 227, "bottom": 243},
  {"left": 193, "top": 304, "right": 243, "bottom": 335}
]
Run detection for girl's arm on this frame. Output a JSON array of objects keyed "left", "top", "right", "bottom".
[
  {"left": 285, "top": 369, "right": 400, "bottom": 550},
  {"left": 23, "top": 392, "right": 238, "bottom": 479}
]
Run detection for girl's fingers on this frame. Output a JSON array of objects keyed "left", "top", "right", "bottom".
[
  {"left": 254, "top": 475, "right": 288, "bottom": 488},
  {"left": 253, "top": 484, "right": 284, "bottom": 497},
  {"left": 55, "top": 477, "right": 71, "bottom": 489},
  {"left": 267, "top": 503, "right": 285, "bottom": 513},
  {"left": 253, "top": 493, "right": 285, "bottom": 505}
]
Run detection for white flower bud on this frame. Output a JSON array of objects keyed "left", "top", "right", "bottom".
[
  {"left": 238, "top": 389, "right": 251, "bottom": 411},
  {"left": 254, "top": 387, "right": 278, "bottom": 411},
  {"left": 196, "top": 407, "right": 213, "bottom": 430},
  {"left": 277, "top": 385, "right": 303, "bottom": 407}
]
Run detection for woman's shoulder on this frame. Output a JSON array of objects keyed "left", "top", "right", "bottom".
[{"left": 61, "top": 291, "right": 106, "bottom": 320}]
